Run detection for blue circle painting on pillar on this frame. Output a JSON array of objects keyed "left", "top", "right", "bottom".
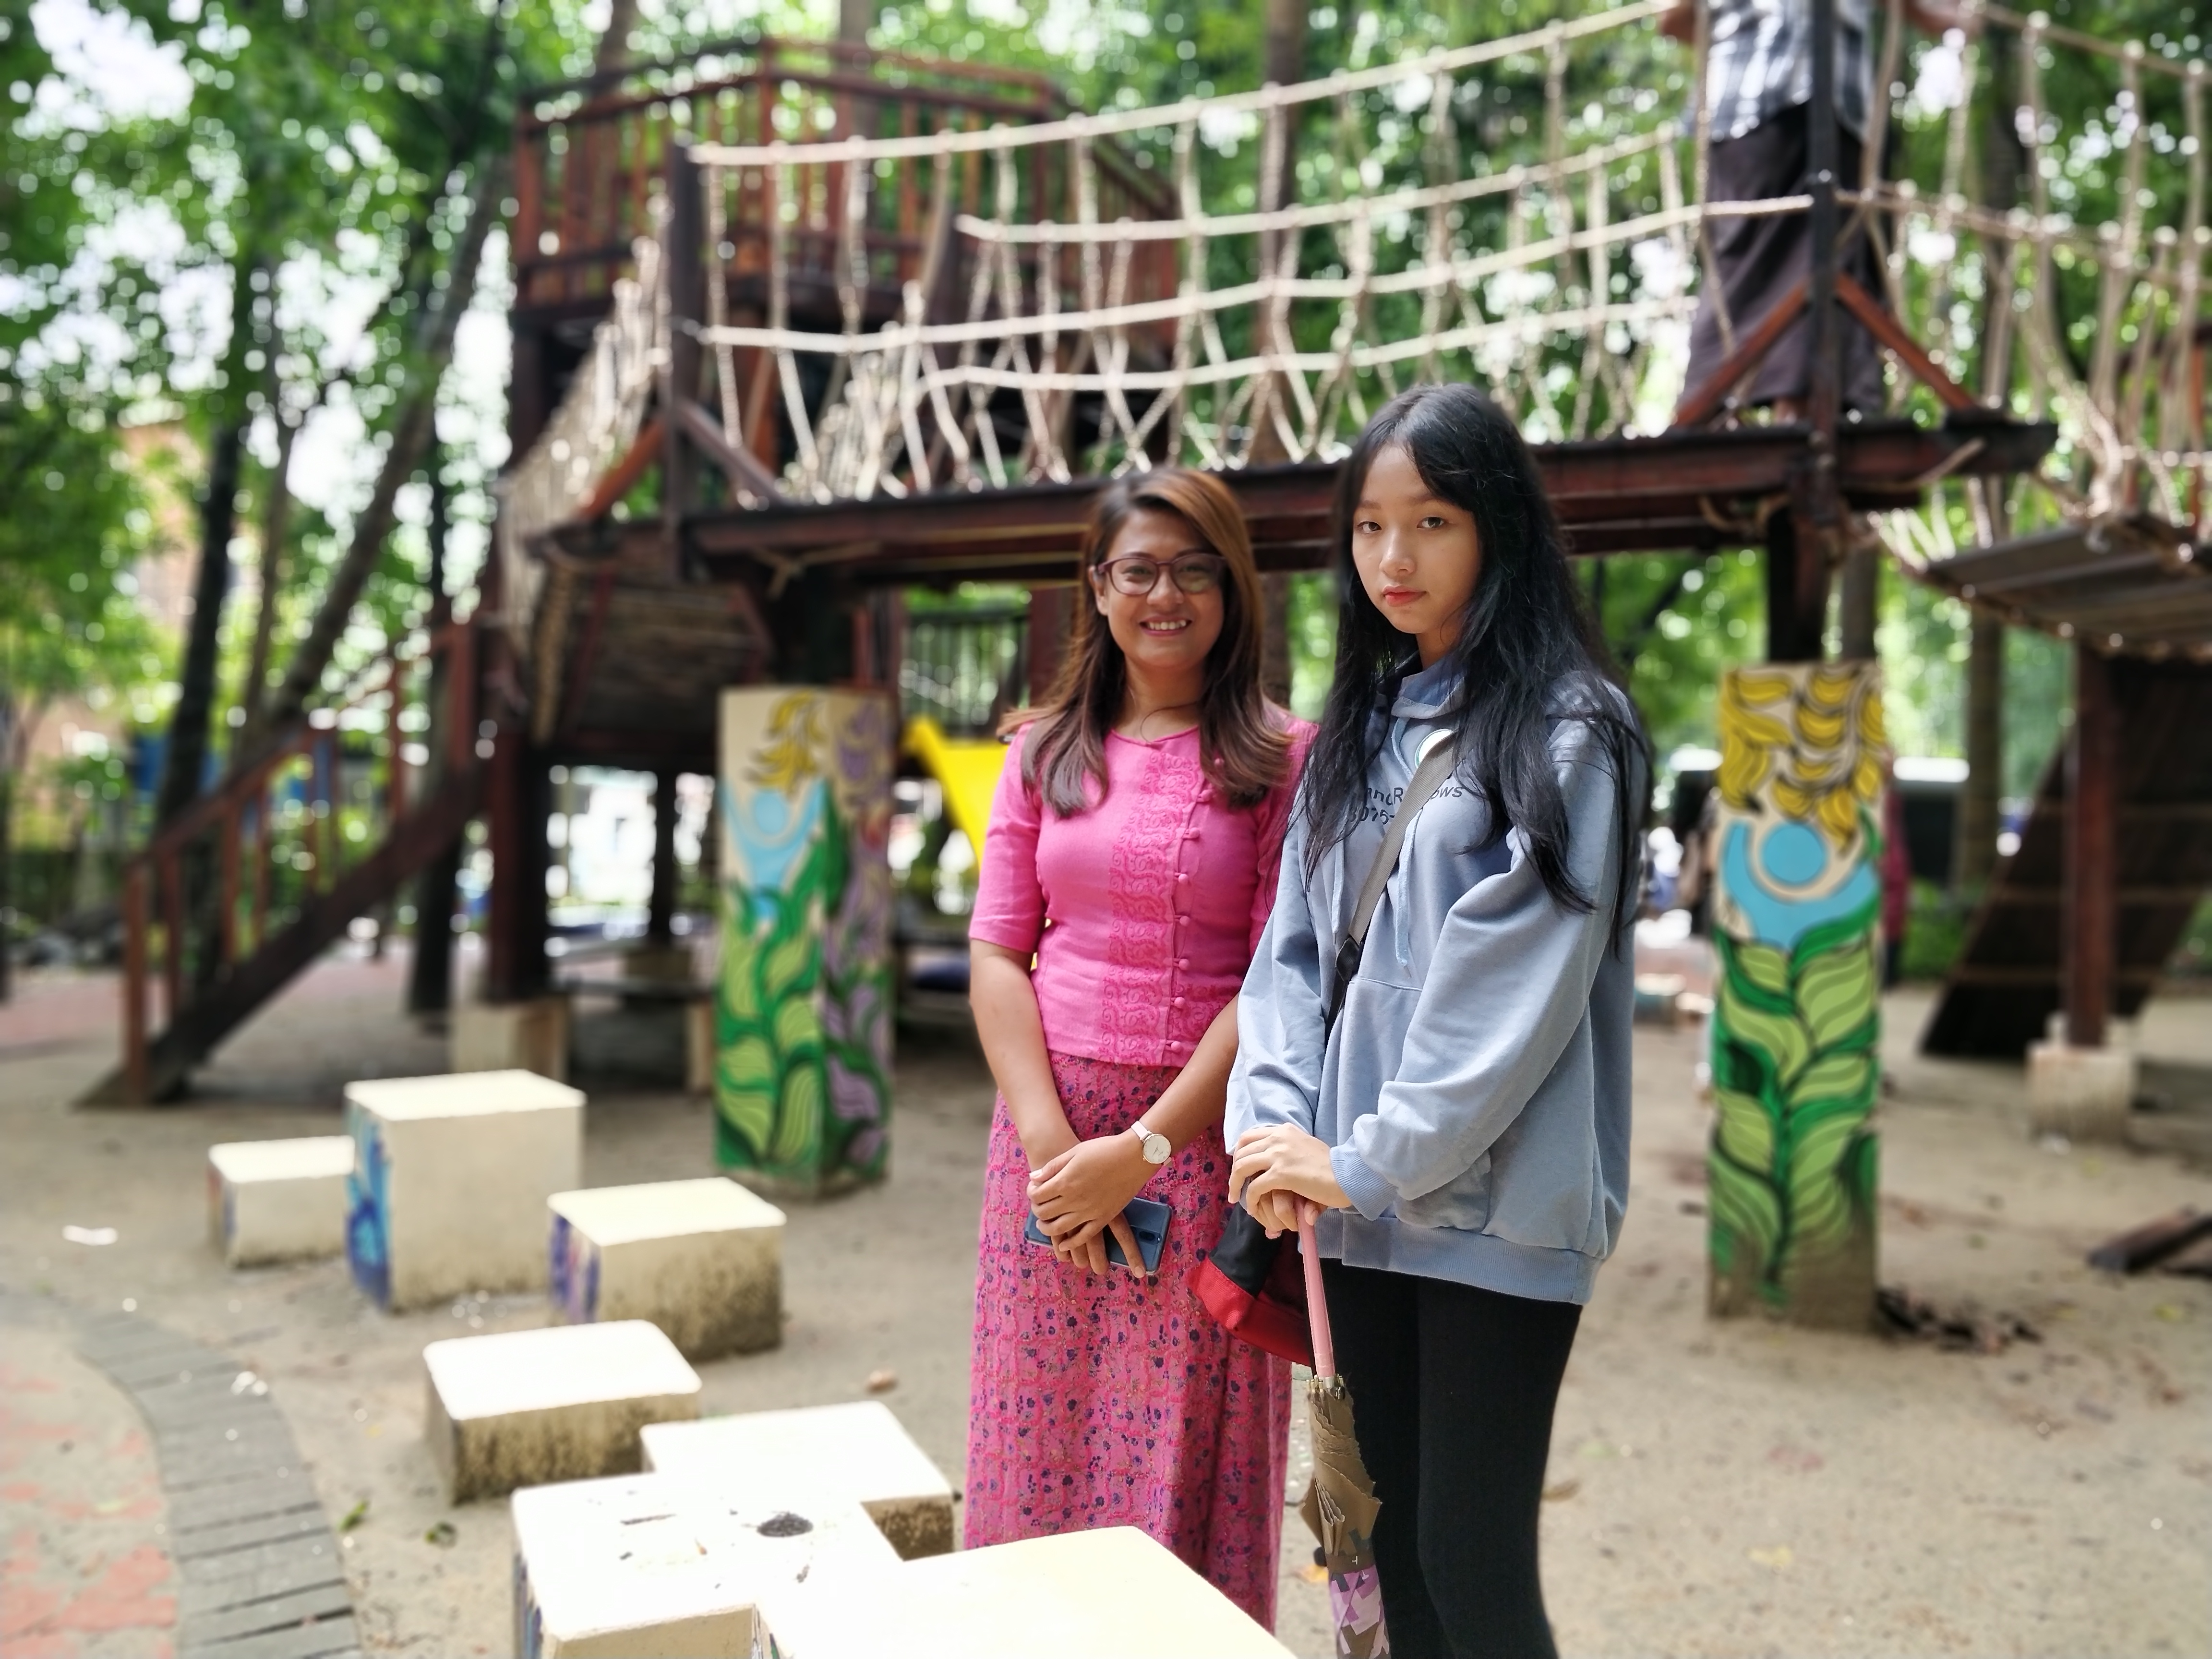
[{"left": 1761, "top": 821, "right": 1828, "bottom": 888}]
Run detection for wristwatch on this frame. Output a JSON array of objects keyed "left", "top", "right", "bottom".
[{"left": 1129, "top": 1120, "right": 1172, "bottom": 1166}]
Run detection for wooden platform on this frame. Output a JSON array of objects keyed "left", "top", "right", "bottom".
[{"left": 627, "top": 413, "right": 2054, "bottom": 583}]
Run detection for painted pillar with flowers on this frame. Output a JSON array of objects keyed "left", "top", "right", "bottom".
[
  {"left": 715, "top": 689, "right": 896, "bottom": 1199},
  {"left": 1707, "top": 662, "right": 1890, "bottom": 1330}
]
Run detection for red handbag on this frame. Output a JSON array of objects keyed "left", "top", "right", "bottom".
[{"left": 1189, "top": 1203, "right": 1314, "bottom": 1368}]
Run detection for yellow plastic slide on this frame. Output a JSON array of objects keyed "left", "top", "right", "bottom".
[{"left": 903, "top": 716, "right": 1010, "bottom": 852}]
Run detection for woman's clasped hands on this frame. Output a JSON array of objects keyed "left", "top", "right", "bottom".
[
  {"left": 1029, "top": 1132, "right": 1149, "bottom": 1276},
  {"left": 1227, "top": 1123, "right": 1351, "bottom": 1236}
]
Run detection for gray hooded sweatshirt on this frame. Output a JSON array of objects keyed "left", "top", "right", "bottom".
[{"left": 1227, "top": 659, "right": 1643, "bottom": 1304}]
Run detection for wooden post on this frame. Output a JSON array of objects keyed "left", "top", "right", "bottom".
[
  {"left": 1956, "top": 611, "right": 2005, "bottom": 886},
  {"left": 160, "top": 852, "right": 184, "bottom": 1023},
  {"left": 123, "top": 863, "right": 148, "bottom": 1102},
  {"left": 1260, "top": 576, "right": 1294, "bottom": 706},
  {"left": 2063, "top": 644, "right": 2118, "bottom": 1048},
  {"left": 218, "top": 804, "right": 240, "bottom": 967},
  {"left": 647, "top": 769, "right": 678, "bottom": 947},
  {"left": 1763, "top": 505, "right": 1830, "bottom": 662},
  {"left": 483, "top": 712, "right": 544, "bottom": 1005},
  {"left": 1767, "top": 0, "right": 1845, "bottom": 666},
  {"left": 665, "top": 143, "right": 707, "bottom": 578},
  {"left": 1838, "top": 543, "right": 1878, "bottom": 661},
  {"left": 1026, "top": 585, "right": 1077, "bottom": 704}
]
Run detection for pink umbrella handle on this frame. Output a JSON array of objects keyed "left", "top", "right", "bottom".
[{"left": 1298, "top": 1206, "right": 1335, "bottom": 1380}]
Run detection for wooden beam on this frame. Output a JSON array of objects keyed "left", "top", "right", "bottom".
[
  {"left": 673, "top": 397, "right": 786, "bottom": 504},
  {"left": 681, "top": 424, "right": 2056, "bottom": 573},
  {"left": 2063, "top": 642, "right": 2120, "bottom": 1046},
  {"left": 577, "top": 416, "right": 665, "bottom": 522},
  {"left": 1670, "top": 279, "right": 1809, "bottom": 429},
  {"left": 1833, "top": 273, "right": 1980, "bottom": 414},
  {"left": 1945, "top": 964, "right": 2160, "bottom": 987},
  {"left": 1990, "top": 884, "right": 2209, "bottom": 906}
]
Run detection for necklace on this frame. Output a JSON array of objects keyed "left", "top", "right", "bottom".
[{"left": 1123, "top": 700, "right": 1200, "bottom": 742}]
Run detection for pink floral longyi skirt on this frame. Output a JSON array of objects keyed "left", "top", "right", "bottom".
[{"left": 964, "top": 1052, "right": 1292, "bottom": 1628}]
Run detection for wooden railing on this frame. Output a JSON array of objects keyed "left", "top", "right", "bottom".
[
  {"left": 513, "top": 36, "right": 1171, "bottom": 325},
  {"left": 109, "top": 621, "right": 479, "bottom": 1102}
]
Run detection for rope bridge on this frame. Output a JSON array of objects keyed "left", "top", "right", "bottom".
[{"left": 504, "top": 2, "right": 2206, "bottom": 567}]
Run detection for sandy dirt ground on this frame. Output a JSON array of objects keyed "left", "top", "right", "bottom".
[{"left": 1, "top": 947, "right": 2207, "bottom": 1659}]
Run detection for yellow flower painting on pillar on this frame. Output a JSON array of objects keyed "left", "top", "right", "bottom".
[{"left": 1707, "top": 662, "right": 1889, "bottom": 1329}]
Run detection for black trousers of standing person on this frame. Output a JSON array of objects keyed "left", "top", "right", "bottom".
[
  {"left": 1684, "top": 100, "right": 1888, "bottom": 414},
  {"left": 1319, "top": 1260, "right": 1583, "bottom": 1659}
]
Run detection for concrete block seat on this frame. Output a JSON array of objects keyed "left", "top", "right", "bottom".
[
  {"left": 424, "top": 1320, "right": 700, "bottom": 1503},
  {"left": 206, "top": 1136, "right": 353, "bottom": 1267},
  {"left": 641, "top": 1400, "right": 953, "bottom": 1560},
  {"left": 754, "top": 1527, "right": 1297, "bottom": 1659},
  {"left": 512, "top": 1471, "right": 897, "bottom": 1659},
  {"left": 344, "top": 1069, "right": 583, "bottom": 1311},
  {"left": 452, "top": 993, "right": 572, "bottom": 1082},
  {"left": 550, "top": 1178, "right": 785, "bottom": 1360}
]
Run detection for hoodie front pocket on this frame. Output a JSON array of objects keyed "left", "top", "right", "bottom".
[{"left": 1395, "top": 1153, "right": 1493, "bottom": 1231}]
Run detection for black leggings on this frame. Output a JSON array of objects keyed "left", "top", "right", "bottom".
[{"left": 1319, "top": 1261, "right": 1582, "bottom": 1659}]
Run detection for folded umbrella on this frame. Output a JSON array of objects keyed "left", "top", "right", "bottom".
[{"left": 1298, "top": 1209, "right": 1390, "bottom": 1659}]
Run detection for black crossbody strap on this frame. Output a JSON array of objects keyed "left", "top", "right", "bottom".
[{"left": 1325, "top": 739, "right": 1457, "bottom": 1032}]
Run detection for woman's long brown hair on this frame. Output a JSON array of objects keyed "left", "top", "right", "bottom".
[{"left": 1001, "top": 467, "right": 1291, "bottom": 814}]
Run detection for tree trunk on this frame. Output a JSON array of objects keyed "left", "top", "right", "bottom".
[
  {"left": 1246, "top": 0, "right": 1309, "bottom": 469},
  {"left": 1262, "top": 0, "right": 1305, "bottom": 95},
  {"left": 160, "top": 409, "right": 252, "bottom": 825},
  {"left": 596, "top": 0, "right": 639, "bottom": 72},
  {"left": 838, "top": 0, "right": 872, "bottom": 45},
  {"left": 254, "top": 162, "right": 506, "bottom": 748},
  {"left": 236, "top": 408, "right": 300, "bottom": 750},
  {"left": 406, "top": 454, "right": 460, "bottom": 1017}
]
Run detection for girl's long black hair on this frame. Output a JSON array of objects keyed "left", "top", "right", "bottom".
[{"left": 1302, "top": 385, "right": 1651, "bottom": 931}]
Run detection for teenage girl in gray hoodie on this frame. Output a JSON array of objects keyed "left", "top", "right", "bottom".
[{"left": 1227, "top": 385, "right": 1649, "bottom": 1659}]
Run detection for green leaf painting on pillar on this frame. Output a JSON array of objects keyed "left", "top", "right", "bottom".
[
  {"left": 1708, "top": 663, "right": 1889, "bottom": 1327},
  {"left": 716, "top": 691, "right": 894, "bottom": 1196}
]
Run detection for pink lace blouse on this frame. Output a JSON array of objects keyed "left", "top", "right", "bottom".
[{"left": 970, "top": 719, "right": 1313, "bottom": 1068}]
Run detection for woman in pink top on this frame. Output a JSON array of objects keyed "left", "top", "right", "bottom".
[{"left": 966, "top": 468, "right": 1311, "bottom": 1625}]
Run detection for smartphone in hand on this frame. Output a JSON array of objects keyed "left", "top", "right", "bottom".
[{"left": 1024, "top": 1198, "right": 1171, "bottom": 1274}]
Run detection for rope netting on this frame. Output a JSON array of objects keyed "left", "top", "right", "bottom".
[{"left": 513, "top": 2, "right": 2207, "bottom": 554}]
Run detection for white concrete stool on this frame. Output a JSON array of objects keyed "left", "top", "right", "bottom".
[
  {"left": 753, "top": 1527, "right": 1297, "bottom": 1659},
  {"left": 549, "top": 1178, "right": 785, "bottom": 1360},
  {"left": 512, "top": 1470, "right": 897, "bottom": 1659},
  {"left": 452, "top": 993, "right": 572, "bottom": 1082},
  {"left": 641, "top": 1400, "right": 953, "bottom": 1560},
  {"left": 343, "top": 1069, "right": 584, "bottom": 1311},
  {"left": 423, "top": 1319, "right": 700, "bottom": 1503},
  {"left": 207, "top": 1136, "right": 353, "bottom": 1267}
]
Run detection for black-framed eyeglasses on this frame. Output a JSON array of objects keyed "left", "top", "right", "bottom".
[{"left": 1093, "top": 553, "right": 1228, "bottom": 597}]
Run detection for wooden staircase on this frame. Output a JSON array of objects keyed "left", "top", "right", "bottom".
[
  {"left": 1920, "top": 655, "right": 2212, "bottom": 1058},
  {"left": 82, "top": 622, "right": 482, "bottom": 1105}
]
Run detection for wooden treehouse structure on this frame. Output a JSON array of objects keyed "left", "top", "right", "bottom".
[{"left": 100, "top": 12, "right": 2208, "bottom": 1102}]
